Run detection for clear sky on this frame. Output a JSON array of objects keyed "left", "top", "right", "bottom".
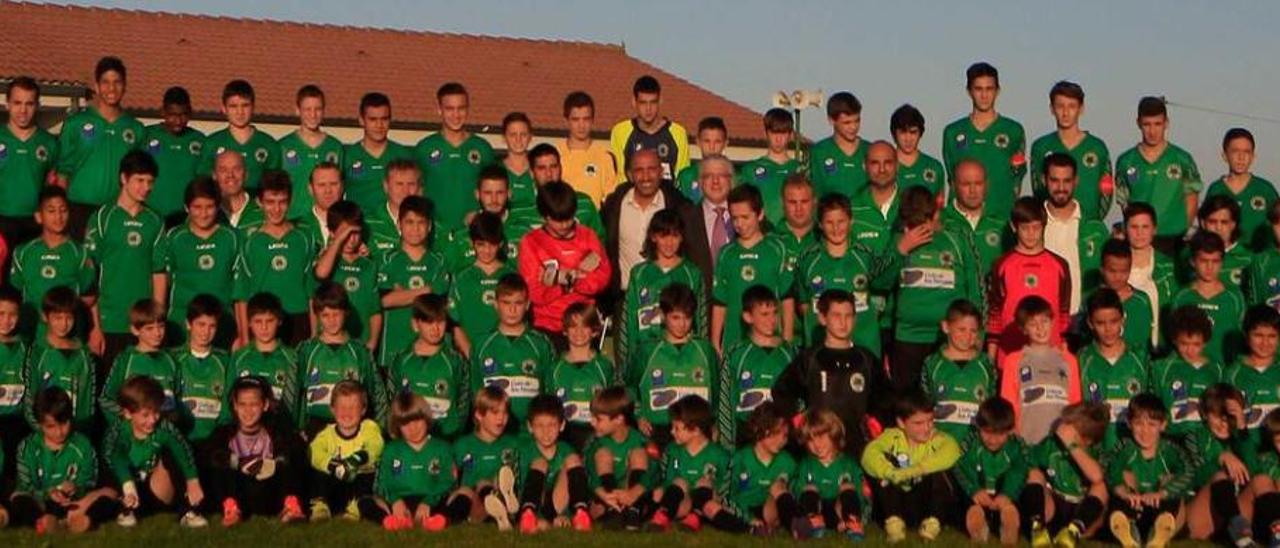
[{"left": 42, "top": 0, "right": 1280, "bottom": 181}]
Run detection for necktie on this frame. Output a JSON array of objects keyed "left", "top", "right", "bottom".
[{"left": 711, "top": 206, "right": 729, "bottom": 264}]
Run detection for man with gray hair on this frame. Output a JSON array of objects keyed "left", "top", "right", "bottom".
[{"left": 213, "top": 149, "right": 262, "bottom": 231}]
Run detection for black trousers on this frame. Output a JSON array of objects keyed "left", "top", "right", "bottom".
[{"left": 872, "top": 472, "right": 955, "bottom": 527}]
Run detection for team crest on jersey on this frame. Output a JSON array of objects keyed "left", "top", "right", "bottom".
[
  {"left": 434, "top": 379, "right": 449, "bottom": 396},
  {"left": 271, "top": 255, "right": 288, "bottom": 271},
  {"left": 1166, "top": 164, "right": 1183, "bottom": 180},
  {"left": 823, "top": 157, "right": 837, "bottom": 174},
  {"left": 428, "top": 458, "right": 442, "bottom": 475},
  {"left": 939, "top": 251, "right": 954, "bottom": 268},
  {"left": 254, "top": 148, "right": 269, "bottom": 163},
  {"left": 651, "top": 368, "right": 665, "bottom": 387},
  {"left": 284, "top": 149, "right": 299, "bottom": 166},
  {"left": 467, "top": 150, "right": 482, "bottom": 165},
  {"left": 692, "top": 367, "right": 705, "bottom": 384},
  {"left": 923, "top": 169, "right": 937, "bottom": 183},
  {"left": 40, "top": 265, "right": 56, "bottom": 279},
  {"left": 482, "top": 289, "right": 496, "bottom": 306},
  {"left": 853, "top": 274, "right": 868, "bottom": 290},
  {"left": 31, "top": 144, "right": 47, "bottom": 162},
  {"left": 849, "top": 372, "right": 865, "bottom": 392},
  {"left": 994, "top": 134, "right": 1010, "bottom": 149},
  {"left": 703, "top": 463, "right": 717, "bottom": 477},
  {"left": 325, "top": 151, "right": 339, "bottom": 163},
  {"left": 974, "top": 386, "right": 987, "bottom": 400},
  {"left": 408, "top": 276, "right": 425, "bottom": 289},
  {"left": 189, "top": 141, "right": 202, "bottom": 155},
  {"left": 1085, "top": 240, "right": 1096, "bottom": 257},
  {"left": 81, "top": 123, "right": 96, "bottom": 139},
  {"left": 1082, "top": 152, "right": 1099, "bottom": 168},
  {"left": 1252, "top": 196, "right": 1268, "bottom": 211},
  {"left": 1126, "top": 378, "right": 1141, "bottom": 395},
  {"left": 122, "top": 128, "right": 136, "bottom": 145},
  {"left": 657, "top": 144, "right": 670, "bottom": 158},
  {"left": 483, "top": 357, "right": 497, "bottom": 375},
  {"left": 741, "top": 265, "right": 756, "bottom": 281},
  {"left": 198, "top": 254, "right": 215, "bottom": 270},
  {"left": 126, "top": 231, "right": 142, "bottom": 247},
  {"left": 1232, "top": 270, "right": 1243, "bottom": 285},
  {"left": 521, "top": 359, "right": 537, "bottom": 375},
  {"left": 586, "top": 163, "right": 597, "bottom": 177},
  {"left": 343, "top": 277, "right": 360, "bottom": 291},
  {"left": 1024, "top": 273, "right": 1038, "bottom": 288}
]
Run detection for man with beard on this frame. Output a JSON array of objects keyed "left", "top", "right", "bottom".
[{"left": 1042, "top": 153, "right": 1112, "bottom": 320}]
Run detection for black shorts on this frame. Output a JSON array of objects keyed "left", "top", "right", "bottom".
[{"left": 1048, "top": 491, "right": 1080, "bottom": 532}]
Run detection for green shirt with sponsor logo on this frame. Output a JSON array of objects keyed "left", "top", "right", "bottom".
[
  {"left": 277, "top": 132, "right": 344, "bottom": 219},
  {"left": 1105, "top": 438, "right": 1197, "bottom": 499},
  {"left": 942, "top": 115, "right": 1026, "bottom": 219},
  {"left": 470, "top": 329, "right": 555, "bottom": 423},
  {"left": 342, "top": 140, "right": 413, "bottom": 215},
  {"left": 717, "top": 340, "right": 797, "bottom": 448},
  {"left": 415, "top": 134, "right": 496, "bottom": 231},
  {"left": 794, "top": 243, "right": 891, "bottom": 353},
  {"left": 173, "top": 346, "right": 231, "bottom": 442},
  {"left": 1225, "top": 359, "right": 1280, "bottom": 437},
  {"left": 142, "top": 125, "right": 204, "bottom": 217},
  {"left": 545, "top": 354, "right": 614, "bottom": 425},
  {"left": 386, "top": 345, "right": 469, "bottom": 439},
  {"left": 661, "top": 441, "right": 730, "bottom": 494},
  {"left": 730, "top": 446, "right": 795, "bottom": 510},
  {"left": 792, "top": 454, "right": 862, "bottom": 500},
  {"left": 56, "top": 107, "right": 144, "bottom": 206},
  {"left": 198, "top": 127, "right": 281, "bottom": 190},
  {"left": 85, "top": 204, "right": 164, "bottom": 333},
  {"left": 0, "top": 340, "right": 27, "bottom": 417},
  {"left": 297, "top": 338, "right": 385, "bottom": 425},
  {"left": 1170, "top": 286, "right": 1245, "bottom": 365},
  {"left": 1151, "top": 354, "right": 1222, "bottom": 437},
  {"left": 939, "top": 203, "right": 1010, "bottom": 283},
  {"left": 1247, "top": 247, "right": 1280, "bottom": 310},
  {"left": 0, "top": 125, "right": 58, "bottom": 216},
  {"left": 23, "top": 342, "right": 95, "bottom": 431},
  {"left": 15, "top": 431, "right": 97, "bottom": 501},
  {"left": 1030, "top": 132, "right": 1113, "bottom": 221},
  {"left": 99, "top": 347, "right": 180, "bottom": 424},
  {"left": 1115, "top": 143, "right": 1202, "bottom": 238},
  {"left": 629, "top": 338, "right": 717, "bottom": 427},
  {"left": 893, "top": 229, "right": 982, "bottom": 344},
  {"left": 584, "top": 428, "right": 654, "bottom": 489},
  {"left": 9, "top": 238, "right": 93, "bottom": 338},
  {"left": 448, "top": 262, "right": 515, "bottom": 353},
  {"left": 954, "top": 431, "right": 1028, "bottom": 499},
  {"left": 897, "top": 152, "right": 944, "bottom": 196},
  {"left": 454, "top": 432, "right": 519, "bottom": 488},
  {"left": 328, "top": 254, "right": 380, "bottom": 342},
  {"left": 619, "top": 259, "right": 705, "bottom": 369},
  {"left": 921, "top": 351, "right": 996, "bottom": 440},
  {"left": 103, "top": 420, "right": 198, "bottom": 485}
]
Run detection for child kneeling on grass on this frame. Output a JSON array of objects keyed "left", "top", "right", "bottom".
[
  {"left": 361, "top": 392, "right": 462, "bottom": 532},
  {"left": 514, "top": 394, "right": 593, "bottom": 533},
  {"left": 1107, "top": 393, "right": 1195, "bottom": 548},
  {"left": 584, "top": 386, "right": 653, "bottom": 531},
  {"left": 647, "top": 395, "right": 729, "bottom": 533}
]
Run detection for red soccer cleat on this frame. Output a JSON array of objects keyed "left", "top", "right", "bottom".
[
  {"left": 572, "top": 508, "right": 592, "bottom": 532},
  {"left": 519, "top": 508, "right": 539, "bottom": 534},
  {"left": 222, "top": 498, "right": 242, "bottom": 527},
  {"left": 424, "top": 513, "right": 447, "bottom": 532},
  {"left": 679, "top": 513, "right": 702, "bottom": 532}
]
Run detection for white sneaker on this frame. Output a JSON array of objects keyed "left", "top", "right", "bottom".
[
  {"left": 498, "top": 466, "right": 518, "bottom": 514},
  {"left": 484, "top": 493, "right": 512, "bottom": 531},
  {"left": 180, "top": 511, "right": 209, "bottom": 528},
  {"left": 117, "top": 511, "right": 138, "bottom": 528}
]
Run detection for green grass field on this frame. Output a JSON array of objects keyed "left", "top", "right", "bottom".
[{"left": 0, "top": 516, "right": 1218, "bottom": 548}]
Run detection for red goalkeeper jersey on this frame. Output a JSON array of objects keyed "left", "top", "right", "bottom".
[{"left": 987, "top": 249, "right": 1072, "bottom": 344}]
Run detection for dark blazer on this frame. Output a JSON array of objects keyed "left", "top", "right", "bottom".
[{"left": 601, "top": 180, "right": 713, "bottom": 301}]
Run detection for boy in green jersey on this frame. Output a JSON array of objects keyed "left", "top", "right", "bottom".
[
  {"left": 1115, "top": 97, "right": 1202, "bottom": 253},
  {"left": 448, "top": 211, "right": 516, "bottom": 357},
  {"left": 807, "top": 92, "right": 868, "bottom": 199},
  {"left": 1152, "top": 306, "right": 1221, "bottom": 437},
  {"left": 454, "top": 386, "right": 520, "bottom": 528},
  {"left": 500, "top": 113, "right": 537, "bottom": 212},
  {"left": 1030, "top": 81, "right": 1114, "bottom": 221},
  {"left": 1081, "top": 289, "right": 1151, "bottom": 449},
  {"left": 1098, "top": 240, "right": 1157, "bottom": 355},
  {"left": 0, "top": 76, "right": 59, "bottom": 245},
  {"left": 470, "top": 274, "right": 554, "bottom": 425},
  {"left": 891, "top": 104, "right": 944, "bottom": 196},
  {"left": 306, "top": 380, "right": 384, "bottom": 522},
  {"left": 1106, "top": 394, "right": 1196, "bottom": 548},
  {"left": 56, "top": 57, "right": 145, "bottom": 236},
  {"left": 942, "top": 63, "right": 1027, "bottom": 219},
  {"left": 738, "top": 109, "right": 799, "bottom": 225},
  {"left": 229, "top": 294, "right": 301, "bottom": 425},
  {"left": 710, "top": 184, "right": 795, "bottom": 353},
  {"left": 1171, "top": 232, "right": 1245, "bottom": 365},
  {"left": 313, "top": 201, "right": 381, "bottom": 347},
  {"left": 0, "top": 288, "right": 28, "bottom": 470},
  {"left": 721, "top": 403, "right": 798, "bottom": 535},
  {"left": 22, "top": 288, "right": 95, "bottom": 433},
  {"left": 360, "top": 392, "right": 460, "bottom": 532},
  {"left": 547, "top": 303, "right": 614, "bottom": 450},
  {"left": 862, "top": 391, "right": 961, "bottom": 544},
  {"left": 956, "top": 398, "right": 1027, "bottom": 545},
  {"left": 99, "top": 300, "right": 179, "bottom": 427},
  {"left": 143, "top": 87, "right": 204, "bottom": 223},
  {"left": 279, "top": 85, "right": 343, "bottom": 220},
  {"left": 232, "top": 171, "right": 317, "bottom": 346},
  {"left": 153, "top": 177, "right": 239, "bottom": 346},
  {"left": 1207, "top": 128, "right": 1277, "bottom": 251},
  {"left": 513, "top": 395, "right": 592, "bottom": 533},
  {"left": 630, "top": 283, "right": 717, "bottom": 447},
  {"left": 674, "top": 117, "right": 727, "bottom": 202},
  {"left": 584, "top": 387, "right": 652, "bottom": 529},
  {"left": 10, "top": 387, "right": 118, "bottom": 534},
  {"left": 790, "top": 407, "right": 866, "bottom": 540},
  {"left": 343, "top": 93, "right": 412, "bottom": 215},
  {"left": 198, "top": 80, "right": 280, "bottom": 191},
  {"left": 173, "top": 295, "right": 231, "bottom": 445},
  {"left": 104, "top": 375, "right": 206, "bottom": 528},
  {"left": 386, "top": 294, "right": 468, "bottom": 440},
  {"left": 378, "top": 195, "right": 450, "bottom": 364},
  {"left": 297, "top": 284, "right": 384, "bottom": 436},
  {"left": 618, "top": 209, "right": 706, "bottom": 368},
  {"left": 921, "top": 299, "right": 995, "bottom": 440},
  {"left": 85, "top": 150, "right": 164, "bottom": 368},
  {"left": 1020, "top": 402, "right": 1111, "bottom": 547},
  {"left": 1227, "top": 306, "right": 1280, "bottom": 439},
  {"left": 1197, "top": 196, "right": 1255, "bottom": 288},
  {"left": 10, "top": 187, "right": 93, "bottom": 340},
  {"left": 365, "top": 159, "right": 422, "bottom": 256},
  {"left": 1182, "top": 384, "right": 1251, "bottom": 543},
  {"left": 201, "top": 376, "right": 306, "bottom": 526},
  {"left": 646, "top": 395, "right": 730, "bottom": 533},
  {"left": 717, "top": 286, "right": 796, "bottom": 448},
  {"left": 416, "top": 82, "right": 496, "bottom": 231},
  {"left": 1247, "top": 201, "right": 1280, "bottom": 309}
]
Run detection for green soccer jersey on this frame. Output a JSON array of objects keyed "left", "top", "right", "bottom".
[
  {"left": 233, "top": 227, "right": 316, "bottom": 314},
  {"left": 438, "top": 213, "right": 523, "bottom": 273},
  {"left": 103, "top": 420, "right": 198, "bottom": 486},
  {"left": 297, "top": 338, "right": 385, "bottom": 425},
  {"left": 415, "top": 133, "right": 496, "bottom": 230},
  {"left": 10, "top": 237, "right": 93, "bottom": 337},
  {"left": 198, "top": 127, "right": 281, "bottom": 190},
  {"left": 99, "top": 347, "right": 180, "bottom": 423},
  {"left": 777, "top": 227, "right": 820, "bottom": 273},
  {"left": 1206, "top": 175, "right": 1279, "bottom": 251},
  {"left": 921, "top": 352, "right": 996, "bottom": 440},
  {"left": 850, "top": 187, "right": 900, "bottom": 254},
  {"left": 630, "top": 338, "right": 717, "bottom": 427},
  {"left": 939, "top": 203, "right": 1009, "bottom": 281},
  {"left": 1105, "top": 438, "right": 1196, "bottom": 499},
  {"left": 14, "top": 431, "right": 98, "bottom": 501},
  {"left": 1078, "top": 344, "right": 1149, "bottom": 449},
  {"left": 1224, "top": 244, "right": 1254, "bottom": 287},
  {"left": 56, "top": 107, "right": 144, "bottom": 206},
  {"left": 675, "top": 164, "right": 702, "bottom": 202},
  {"left": 364, "top": 203, "right": 401, "bottom": 258},
  {"left": 794, "top": 244, "right": 888, "bottom": 353},
  {"left": 142, "top": 125, "right": 204, "bottom": 217},
  {"left": 448, "top": 262, "right": 515, "bottom": 351},
  {"left": 712, "top": 235, "right": 794, "bottom": 346},
  {"left": 717, "top": 340, "right": 796, "bottom": 447},
  {"left": 378, "top": 247, "right": 450, "bottom": 362},
  {"left": 893, "top": 229, "right": 982, "bottom": 344},
  {"left": 792, "top": 454, "right": 862, "bottom": 500},
  {"left": 545, "top": 355, "right": 614, "bottom": 425},
  {"left": 730, "top": 446, "right": 795, "bottom": 510},
  {"left": 518, "top": 440, "right": 575, "bottom": 491},
  {"left": 1171, "top": 286, "right": 1245, "bottom": 365},
  {"left": 329, "top": 254, "right": 381, "bottom": 342},
  {"left": 454, "top": 433, "right": 519, "bottom": 488},
  {"left": 506, "top": 167, "right": 537, "bottom": 212},
  {"left": 1226, "top": 359, "right": 1280, "bottom": 434},
  {"left": 955, "top": 433, "right": 1029, "bottom": 500},
  {"left": 226, "top": 198, "right": 265, "bottom": 234},
  {"left": 1116, "top": 288, "right": 1156, "bottom": 356},
  {"left": 1247, "top": 247, "right": 1280, "bottom": 309},
  {"left": 230, "top": 344, "right": 301, "bottom": 424},
  {"left": 0, "top": 125, "right": 58, "bottom": 216},
  {"left": 0, "top": 340, "right": 27, "bottom": 417},
  {"left": 807, "top": 137, "right": 868, "bottom": 199},
  {"left": 342, "top": 140, "right": 413, "bottom": 215},
  {"left": 897, "top": 152, "right": 945, "bottom": 196},
  {"left": 1030, "top": 132, "right": 1113, "bottom": 221},
  {"left": 1151, "top": 354, "right": 1223, "bottom": 437},
  {"left": 1115, "top": 143, "right": 1202, "bottom": 238},
  {"left": 85, "top": 204, "right": 164, "bottom": 334},
  {"left": 619, "top": 259, "right": 705, "bottom": 368},
  {"left": 942, "top": 115, "right": 1027, "bottom": 218},
  {"left": 739, "top": 156, "right": 800, "bottom": 225},
  {"left": 662, "top": 441, "right": 730, "bottom": 493},
  {"left": 1030, "top": 437, "right": 1095, "bottom": 501},
  {"left": 277, "top": 132, "right": 344, "bottom": 219},
  {"left": 584, "top": 428, "right": 653, "bottom": 489},
  {"left": 375, "top": 437, "right": 455, "bottom": 505},
  {"left": 155, "top": 223, "right": 239, "bottom": 326},
  {"left": 23, "top": 342, "right": 95, "bottom": 431},
  {"left": 173, "top": 346, "right": 230, "bottom": 442},
  {"left": 386, "top": 345, "right": 469, "bottom": 439},
  {"left": 470, "top": 329, "right": 555, "bottom": 422}
]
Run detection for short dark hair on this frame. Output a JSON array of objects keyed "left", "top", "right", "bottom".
[
  {"left": 1085, "top": 288, "right": 1124, "bottom": 319},
  {"left": 162, "top": 86, "right": 192, "bottom": 109},
  {"left": 1127, "top": 392, "right": 1168, "bottom": 423},
  {"left": 326, "top": 200, "right": 364, "bottom": 233},
  {"left": 36, "top": 185, "right": 68, "bottom": 210},
  {"left": 1101, "top": 238, "right": 1132, "bottom": 262},
  {"left": 658, "top": 283, "right": 697, "bottom": 317},
  {"left": 528, "top": 143, "right": 560, "bottom": 166},
  {"left": 0, "top": 286, "right": 19, "bottom": 309},
  {"left": 1244, "top": 305, "right": 1280, "bottom": 337},
  {"left": 641, "top": 209, "right": 686, "bottom": 260},
  {"left": 501, "top": 111, "right": 531, "bottom": 132},
  {"left": 1015, "top": 296, "right": 1054, "bottom": 326},
  {"left": 946, "top": 299, "right": 982, "bottom": 323},
  {"left": 185, "top": 294, "right": 223, "bottom": 323},
  {"left": 411, "top": 293, "right": 449, "bottom": 323},
  {"left": 477, "top": 164, "right": 509, "bottom": 191},
  {"left": 1048, "top": 80, "right": 1085, "bottom": 104},
  {"left": 536, "top": 181, "right": 577, "bottom": 222},
  {"left": 1138, "top": 96, "right": 1167, "bottom": 119},
  {"left": 741, "top": 285, "right": 779, "bottom": 312},
  {"left": 562, "top": 91, "right": 594, "bottom": 118},
  {"left": 184, "top": 176, "right": 219, "bottom": 206},
  {"left": 890, "top": 104, "right": 925, "bottom": 135},
  {"left": 246, "top": 292, "right": 285, "bottom": 323},
  {"left": 590, "top": 386, "right": 634, "bottom": 418},
  {"left": 1187, "top": 230, "right": 1225, "bottom": 258},
  {"left": 312, "top": 281, "right": 350, "bottom": 314},
  {"left": 1010, "top": 196, "right": 1047, "bottom": 227},
  {"left": 826, "top": 92, "right": 862, "bottom": 119},
  {"left": 1223, "top": 127, "right": 1255, "bottom": 151},
  {"left": 898, "top": 185, "right": 939, "bottom": 229},
  {"left": 1199, "top": 195, "right": 1242, "bottom": 244},
  {"left": 436, "top": 82, "right": 468, "bottom": 102},
  {"left": 1042, "top": 152, "right": 1077, "bottom": 179},
  {"left": 965, "top": 62, "right": 999, "bottom": 89},
  {"left": 1167, "top": 305, "right": 1212, "bottom": 342},
  {"left": 1123, "top": 202, "right": 1157, "bottom": 227},
  {"left": 259, "top": 169, "right": 293, "bottom": 199},
  {"left": 975, "top": 397, "right": 1016, "bottom": 433},
  {"left": 398, "top": 195, "right": 432, "bottom": 223},
  {"left": 469, "top": 211, "right": 506, "bottom": 246},
  {"left": 6, "top": 76, "right": 40, "bottom": 102},
  {"left": 763, "top": 108, "right": 794, "bottom": 133},
  {"left": 893, "top": 389, "right": 935, "bottom": 420},
  {"left": 817, "top": 193, "right": 852, "bottom": 225},
  {"left": 744, "top": 401, "right": 787, "bottom": 443},
  {"left": 295, "top": 84, "right": 324, "bottom": 106},
  {"left": 119, "top": 150, "right": 158, "bottom": 179},
  {"left": 697, "top": 116, "right": 727, "bottom": 136},
  {"left": 495, "top": 273, "right": 529, "bottom": 300},
  {"left": 1200, "top": 383, "right": 1245, "bottom": 431},
  {"left": 632, "top": 75, "right": 661, "bottom": 97},
  {"left": 118, "top": 375, "right": 164, "bottom": 413},
  {"left": 34, "top": 387, "right": 74, "bottom": 425},
  {"left": 727, "top": 184, "right": 763, "bottom": 214},
  {"left": 222, "top": 79, "right": 255, "bottom": 104},
  {"left": 816, "top": 289, "right": 854, "bottom": 315},
  {"left": 526, "top": 393, "right": 565, "bottom": 424},
  {"left": 359, "top": 92, "right": 391, "bottom": 116},
  {"left": 668, "top": 395, "right": 713, "bottom": 436},
  {"left": 95, "top": 56, "right": 126, "bottom": 82},
  {"left": 42, "top": 285, "right": 79, "bottom": 316}
]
